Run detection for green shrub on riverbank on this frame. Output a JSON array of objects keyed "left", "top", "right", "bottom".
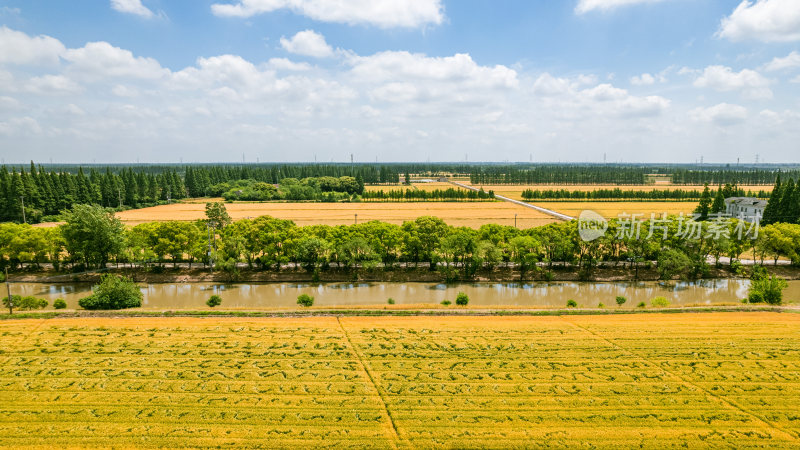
[{"left": 78, "top": 274, "right": 142, "bottom": 310}]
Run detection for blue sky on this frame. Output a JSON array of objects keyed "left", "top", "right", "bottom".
[{"left": 1, "top": 0, "right": 799, "bottom": 163}]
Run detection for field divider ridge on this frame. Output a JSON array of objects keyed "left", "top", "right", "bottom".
[
  {"left": 336, "top": 317, "right": 402, "bottom": 448},
  {"left": 559, "top": 316, "right": 799, "bottom": 442}
]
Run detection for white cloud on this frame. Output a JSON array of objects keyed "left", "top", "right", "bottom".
[
  {"left": 630, "top": 73, "right": 655, "bottom": 85},
  {"left": 717, "top": 0, "right": 800, "bottom": 42},
  {"left": 690, "top": 103, "right": 748, "bottom": 125},
  {"left": 349, "top": 51, "right": 518, "bottom": 89},
  {"left": 280, "top": 30, "right": 334, "bottom": 58},
  {"left": 64, "top": 42, "right": 169, "bottom": 80},
  {"left": 0, "top": 116, "right": 42, "bottom": 136},
  {"left": 575, "top": 0, "right": 669, "bottom": 14},
  {"left": 0, "top": 26, "right": 65, "bottom": 66},
  {"left": 0, "top": 96, "right": 20, "bottom": 111},
  {"left": 693, "top": 65, "right": 772, "bottom": 100},
  {"left": 112, "top": 85, "right": 140, "bottom": 97},
  {"left": 211, "top": 0, "right": 444, "bottom": 28},
  {"left": 531, "top": 74, "right": 669, "bottom": 119},
  {"left": 268, "top": 58, "right": 312, "bottom": 71},
  {"left": 110, "top": 0, "right": 155, "bottom": 18},
  {"left": 763, "top": 51, "right": 800, "bottom": 71},
  {"left": 25, "top": 75, "right": 83, "bottom": 95},
  {"left": 792, "top": 75, "right": 800, "bottom": 83}
]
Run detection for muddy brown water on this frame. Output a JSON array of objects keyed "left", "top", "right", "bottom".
[{"left": 8, "top": 280, "right": 800, "bottom": 310}]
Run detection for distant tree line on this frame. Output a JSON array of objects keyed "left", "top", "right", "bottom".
[
  {"left": 213, "top": 177, "right": 364, "bottom": 202},
  {"left": 671, "top": 169, "right": 800, "bottom": 185},
  {"left": 362, "top": 188, "right": 495, "bottom": 202},
  {"left": 0, "top": 162, "right": 185, "bottom": 223},
  {"left": 2, "top": 204, "right": 799, "bottom": 284},
  {"left": 470, "top": 166, "right": 649, "bottom": 184},
  {"left": 523, "top": 186, "right": 769, "bottom": 201},
  {"left": 184, "top": 165, "right": 389, "bottom": 197},
  {"left": 469, "top": 165, "right": 799, "bottom": 185}
]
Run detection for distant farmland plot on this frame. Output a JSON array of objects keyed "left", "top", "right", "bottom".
[
  {"left": 115, "top": 201, "right": 557, "bottom": 228},
  {"left": 541, "top": 201, "right": 699, "bottom": 219},
  {"left": 1, "top": 313, "right": 798, "bottom": 448}
]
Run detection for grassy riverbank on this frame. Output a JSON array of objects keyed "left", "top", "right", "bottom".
[{"left": 1, "top": 304, "right": 796, "bottom": 320}]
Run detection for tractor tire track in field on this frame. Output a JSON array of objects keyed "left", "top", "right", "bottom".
[
  {"left": 336, "top": 317, "right": 401, "bottom": 448},
  {"left": 559, "top": 316, "right": 799, "bottom": 443}
]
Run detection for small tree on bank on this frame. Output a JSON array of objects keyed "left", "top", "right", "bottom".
[
  {"left": 206, "top": 295, "right": 222, "bottom": 308},
  {"left": 78, "top": 274, "right": 142, "bottom": 310},
  {"left": 297, "top": 294, "right": 314, "bottom": 307}
]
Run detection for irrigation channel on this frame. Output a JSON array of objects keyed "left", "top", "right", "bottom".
[{"left": 10, "top": 280, "right": 800, "bottom": 310}]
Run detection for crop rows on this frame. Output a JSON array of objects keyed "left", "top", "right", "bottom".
[{"left": 0, "top": 314, "right": 798, "bottom": 448}]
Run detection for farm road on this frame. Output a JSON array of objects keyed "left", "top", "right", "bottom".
[{"left": 447, "top": 180, "right": 575, "bottom": 221}]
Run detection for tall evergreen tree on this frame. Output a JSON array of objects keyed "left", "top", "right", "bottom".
[
  {"left": 761, "top": 175, "right": 782, "bottom": 225},
  {"left": 777, "top": 179, "right": 796, "bottom": 224},
  {"left": 695, "top": 183, "right": 712, "bottom": 220},
  {"left": 711, "top": 185, "right": 725, "bottom": 214}
]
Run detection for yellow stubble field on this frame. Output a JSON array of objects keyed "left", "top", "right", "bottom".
[
  {"left": 0, "top": 313, "right": 798, "bottom": 448},
  {"left": 540, "top": 201, "right": 700, "bottom": 219},
  {"left": 114, "top": 201, "right": 558, "bottom": 228}
]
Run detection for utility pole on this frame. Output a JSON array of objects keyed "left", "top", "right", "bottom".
[
  {"left": 514, "top": 214, "right": 518, "bottom": 228},
  {"left": 5, "top": 267, "right": 12, "bottom": 315},
  {"left": 354, "top": 214, "right": 358, "bottom": 225},
  {"left": 20, "top": 196, "right": 25, "bottom": 224}
]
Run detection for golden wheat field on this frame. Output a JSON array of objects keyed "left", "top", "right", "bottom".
[
  {"left": 540, "top": 201, "right": 700, "bottom": 219},
  {"left": 114, "top": 201, "right": 558, "bottom": 228},
  {"left": 0, "top": 313, "right": 798, "bottom": 448}
]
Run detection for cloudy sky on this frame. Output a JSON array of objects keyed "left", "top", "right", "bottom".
[{"left": 0, "top": 0, "right": 799, "bottom": 163}]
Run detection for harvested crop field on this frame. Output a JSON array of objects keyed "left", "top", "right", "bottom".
[
  {"left": 541, "top": 201, "right": 699, "bottom": 219},
  {"left": 1, "top": 313, "right": 798, "bottom": 448},
  {"left": 115, "top": 201, "right": 557, "bottom": 228}
]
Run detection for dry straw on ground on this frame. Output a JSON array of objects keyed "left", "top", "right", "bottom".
[{"left": 0, "top": 313, "right": 798, "bottom": 447}]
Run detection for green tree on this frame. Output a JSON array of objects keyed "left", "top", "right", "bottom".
[
  {"left": 761, "top": 175, "right": 782, "bottom": 225},
  {"left": 657, "top": 248, "right": 692, "bottom": 281},
  {"left": 78, "top": 274, "right": 142, "bottom": 310},
  {"left": 748, "top": 275, "right": 788, "bottom": 305},
  {"left": 60, "top": 205, "right": 126, "bottom": 269},
  {"left": 711, "top": 186, "right": 725, "bottom": 214},
  {"left": 293, "top": 236, "right": 330, "bottom": 273},
  {"left": 206, "top": 295, "right": 222, "bottom": 308},
  {"left": 401, "top": 216, "right": 448, "bottom": 269},
  {"left": 205, "top": 202, "right": 231, "bottom": 229},
  {"left": 509, "top": 235, "right": 541, "bottom": 280},
  {"left": 694, "top": 183, "right": 712, "bottom": 221},
  {"left": 297, "top": 294, "right": 314, "bottom": 307}
]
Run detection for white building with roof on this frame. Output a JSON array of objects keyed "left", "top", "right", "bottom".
[{"left": 724, "top": 197, "right": 766, "bottom": 220}]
